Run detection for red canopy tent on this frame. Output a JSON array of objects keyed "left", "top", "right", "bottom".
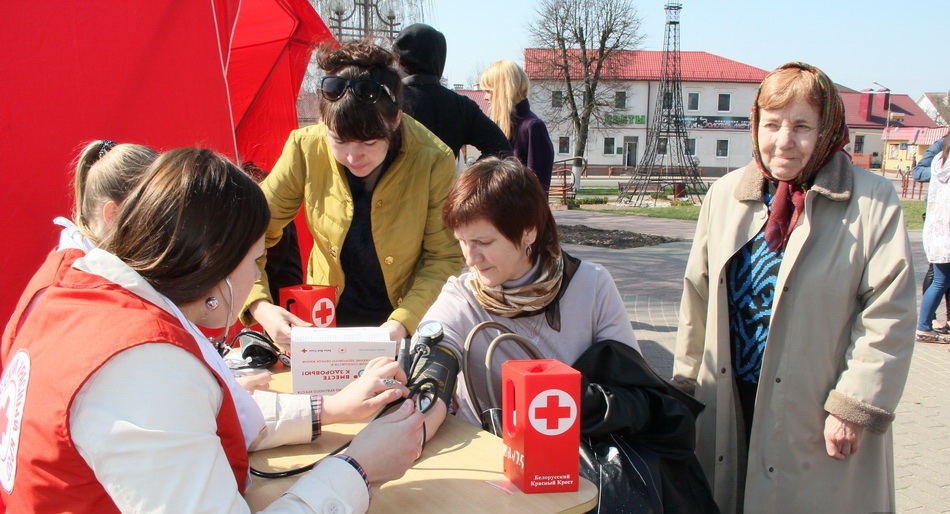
[
  {"left": 0, "top": 1, "right": 332, "bottom": 324},
  {"left": 230, "top": 0, "right": 332, "bottom": 172}
]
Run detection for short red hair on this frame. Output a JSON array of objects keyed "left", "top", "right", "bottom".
[{"left": 442, "top": 157, "right": 559, "bottom": 263}]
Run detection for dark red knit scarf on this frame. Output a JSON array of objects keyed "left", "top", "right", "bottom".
[{"left": 765, "top": 182, "right": 806, "bottom": 251}]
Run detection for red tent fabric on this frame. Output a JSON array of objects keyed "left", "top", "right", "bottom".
[
  {"left": 0, "top": 1, "right": 331, "bottom": 325},
  {"left": 229, "top": 0, "right": 333, "bottom": 171}
]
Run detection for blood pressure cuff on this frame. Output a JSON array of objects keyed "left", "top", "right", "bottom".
[{"left": 410, "top": 345, "right": 459, "bottom": 406}]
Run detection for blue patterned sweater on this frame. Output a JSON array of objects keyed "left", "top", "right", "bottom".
[{"left": 726, "top": 193, "right": 785, "bottom": 384}]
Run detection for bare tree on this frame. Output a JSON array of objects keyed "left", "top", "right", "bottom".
[
  {"left": 921, "top": 92, "right": 950, "bottom": 126},
  {"left": 527, "top": 0, "right": 644, "bottom": 172},
  {"left": 466, "top": 61, "right": 489, "bottom": 90}
]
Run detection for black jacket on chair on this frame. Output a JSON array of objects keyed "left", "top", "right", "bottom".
[{"left": 573, "top": 340, "right": 719, "bottom": 514}]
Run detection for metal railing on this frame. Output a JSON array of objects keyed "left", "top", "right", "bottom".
[{"left": 548, "top": 157, "right": 587, "bottom": 206}]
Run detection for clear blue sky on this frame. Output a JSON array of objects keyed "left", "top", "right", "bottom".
[{"left": 425, "top": 0, "right": 949, "bottom": 99}]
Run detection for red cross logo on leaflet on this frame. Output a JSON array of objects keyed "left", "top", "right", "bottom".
[
  {"left": 528, "top": 389, "right": 577, "bottom": 436},
  {"left": 311, "top": 298, "right": 335, "bottom": 328}
]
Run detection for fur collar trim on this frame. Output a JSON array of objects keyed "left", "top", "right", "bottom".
[{"left": 734, "top": 152, "right": 853, "bottom": 202}]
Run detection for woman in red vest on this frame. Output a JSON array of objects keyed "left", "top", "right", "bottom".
[{"left": 0, "top": 148, "right": 425, "bottom": 513}]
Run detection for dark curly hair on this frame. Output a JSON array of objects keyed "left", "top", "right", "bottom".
[{"left": 317, "top": 40, "right": 402, "bottom": 145}]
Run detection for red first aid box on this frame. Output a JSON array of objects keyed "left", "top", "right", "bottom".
[
  {"left": 501, "top": 359, "right": 581, "bottom": 493},
  {"left": 279, "top": 285, "right": 337, "bottom": 328}
]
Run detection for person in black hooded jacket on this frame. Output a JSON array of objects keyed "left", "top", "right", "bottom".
[{"left": 393, "top": 23, "right": 512, "bottom": 160}]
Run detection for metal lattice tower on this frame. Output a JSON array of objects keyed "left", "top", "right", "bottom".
[{"left": 619, "top": 2, "right": 707, "bottom": 206}]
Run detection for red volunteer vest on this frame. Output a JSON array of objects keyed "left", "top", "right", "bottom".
[
  {"left": 0, "top": 265, "right": 249, "bottom": 513},
  {"left": 0, "top": 248, "right": 84, "bottom": 370}
]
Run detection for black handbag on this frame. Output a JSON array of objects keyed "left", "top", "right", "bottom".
[
  {"left": 572, "top": 340, "right": 720, "bottom": 514},
  {"left": 461, "top": 322, "right": 664, "bottom": 514},
  {"left": 580, "top": 433, "right": 662, "bottom": 514}
]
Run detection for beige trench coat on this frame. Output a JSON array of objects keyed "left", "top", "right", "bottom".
[{"left": 674, "top": 153, "right": 915, "bottom": 514}]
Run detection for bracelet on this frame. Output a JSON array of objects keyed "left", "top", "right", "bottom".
[
  {"left": 334, "top": 454, "right": 370, "bottom": 491},
  {"left": 310, "top": 395, "right": 322, "bottom": 441}
]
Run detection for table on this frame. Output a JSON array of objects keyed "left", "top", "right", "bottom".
[{"left": 244, "top": 370, "right": 598, "bottom": 513}]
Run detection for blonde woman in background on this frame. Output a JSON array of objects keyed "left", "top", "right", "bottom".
[{"left": 480, "top": 60, "right": 554, "bottom": 192}]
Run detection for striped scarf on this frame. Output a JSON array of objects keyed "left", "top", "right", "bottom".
[
  {"left": 751, "top": 62, "right": 850, "bottom": 251},
  {"left": 468, "top": 250, "right": 586, "bottom": 332},
  {"left": 468, "top": 252, "right": 563, "bottom": 319}
]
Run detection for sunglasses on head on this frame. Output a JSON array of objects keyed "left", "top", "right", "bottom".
[{"left": 320, "top": 75, "right": 396, "bottom": 105}]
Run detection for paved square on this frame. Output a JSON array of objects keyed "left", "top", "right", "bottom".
[{"left": 556, "top": 208, "right": 950, "bottom": 513}]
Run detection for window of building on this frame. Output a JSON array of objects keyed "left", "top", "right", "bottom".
[
  {"left": 663, "top": 92, "right": 673, "bottom": 109},
  {"left": 658, "top": 137, "right": 668, "bottom": 155},
  {"left": 615, "top": 91, "right": 626, "bottom": 109},
  {"left": 855, "top": 135, "right": 865, "bottom": 154},
  {"left": 685, "top": 138, "right": 696, "bottom": 156},
  {"left": 687, "top": 92, "right": 700, "bottom": 111},
  {"left": 552, "top": 90, "right": 564, "bottom": 108},
  {"left": 717, "top": 93, "right": 731, "bottom": 112},
  {"left": 604, "top": 137, "right": 616, "bottom": 154},
  {"left": 558, "top": 136, "right": 570, "bottom": 154},
  {"left": 716, "top": 139, "right": 729, "bottom": 157}
]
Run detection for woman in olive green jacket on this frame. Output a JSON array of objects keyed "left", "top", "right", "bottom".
[{"left": 243, "top": 41, "right": 462, "bottom": 345}]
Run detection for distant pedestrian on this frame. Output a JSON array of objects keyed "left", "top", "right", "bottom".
[
  {"left": 917, "top": 133, "right": 950, "bottom": 344},
  {"left": 912, "top": 137, "right": 950, "bottom": 334},
  {"left": 393, "top": 23, "right": 511, "bottom": 161}
]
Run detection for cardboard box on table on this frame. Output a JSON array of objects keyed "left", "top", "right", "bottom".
[{"left": 288, "top": 327, "right": 396, "bottom": 394}]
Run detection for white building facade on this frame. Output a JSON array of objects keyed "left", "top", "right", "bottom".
[{"left": 524, "top": 50, "right": 768, "bottom": 178}]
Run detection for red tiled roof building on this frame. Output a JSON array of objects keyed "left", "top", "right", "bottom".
[
  {"left": 523, "top": 49, "right": 769, "bottom": 177},
  {"left": 524, "top": 49, "right": 768, "bottom": 84},
  {"left": 522, "top": 48, "right": 939, "bottom": 176}
]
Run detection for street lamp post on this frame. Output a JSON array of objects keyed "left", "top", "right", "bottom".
[
  {"left": 872, "top": 81, "right": 892, "bottom": 175},
  {"left": 327, "top": 0, "right": 399, "bottom": 42}
]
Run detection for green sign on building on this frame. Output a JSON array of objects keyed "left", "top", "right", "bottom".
[{"left": 604, "top": 114, "right": 646, "bottom": 125}]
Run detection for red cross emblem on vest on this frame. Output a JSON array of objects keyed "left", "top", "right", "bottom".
[{"left": 0, "top": 350, "right": 30, "bottom": 492}]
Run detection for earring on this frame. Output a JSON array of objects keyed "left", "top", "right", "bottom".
[
  {"left": 525, "top": 245, "right": 532, "bottom": 257},
  {"left": 205, "top": 297, "right": 219, "bottom": 311}
]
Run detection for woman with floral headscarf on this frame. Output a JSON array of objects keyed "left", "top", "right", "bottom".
[{"left": 673, "top": 63, "right": 916, "bottom": 513}]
